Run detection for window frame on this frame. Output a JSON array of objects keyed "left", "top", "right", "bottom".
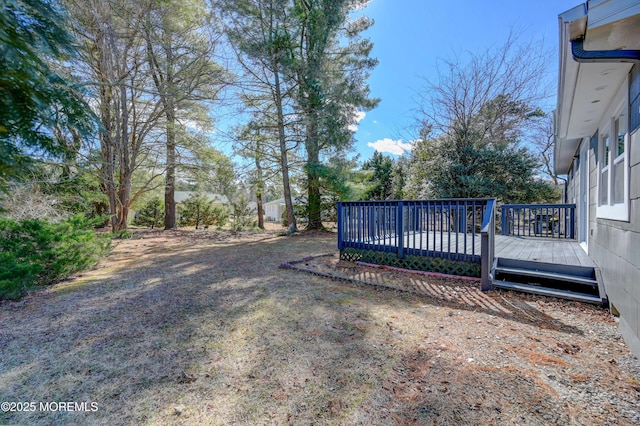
[{"left": 596, "top": 82, "right": 630, "bottom": 221}]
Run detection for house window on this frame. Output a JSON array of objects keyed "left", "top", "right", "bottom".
[
  {"left": 613, "top": 113, "right": 626, "bottom": 204},
  {"left": 631, "top": 65, "right": 640, "bottom": 133},
  {"left": 597, "top": 94, "right": 629, "bottom": 221},
  {"left": 599, "top": 131, "right": 610, "bottom": 206}
]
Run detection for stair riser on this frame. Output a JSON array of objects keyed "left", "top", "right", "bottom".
[
  {"left": 494, "top": 268, "right": 597, "bottom": 288},
  {"left": 496, "top": 258, "right": 596, "bottom": 278},
  {"left": 492, "top": 281, "right": 605, "bottom": 306}
]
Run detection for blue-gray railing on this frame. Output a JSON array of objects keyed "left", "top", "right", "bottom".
[
  {"left": 501, "top": 204, "right": 576, "bottom": 239},
  {"left": 337, "top": 198, "right": 494, "bottom": 269}
]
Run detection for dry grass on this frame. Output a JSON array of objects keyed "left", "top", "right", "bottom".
[{"left": 0, "top": 229, "right": 639, "bottom": 425}]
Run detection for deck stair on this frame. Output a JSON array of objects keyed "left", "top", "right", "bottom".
[{"left": 492, "top": 257, "right": 606, "bottom": 305}]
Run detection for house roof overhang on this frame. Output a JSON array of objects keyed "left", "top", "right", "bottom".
[{"left": 554, "top": 0, "right": 640, "bottom": 175}]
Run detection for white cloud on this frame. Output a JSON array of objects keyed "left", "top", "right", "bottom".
[
  {"left": 367, "top": 138, "right": 413, "bottom": 156},
  {"left": 179, "top": 117, "right": 214, "bottom": 134},
  {"left": 348, "top": 110, "right": 367, "bottom": 132}
]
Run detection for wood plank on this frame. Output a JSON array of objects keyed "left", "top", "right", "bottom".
[
  {"left": 494, "top": 266, "right": 597, "bottom": 286},
  {"left": 492, "top": 281, "right": 604, "bottom": 304},
  {"left": 352, "top": 228, "right": 595, "bottom": 269},
  {"left": 496, "top": 235, "right": 528, "bottom": 259},
  {"left": 494, "top": 236, "right": 594, "bottom": 267}
]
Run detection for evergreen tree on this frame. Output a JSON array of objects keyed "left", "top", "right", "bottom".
[
  {"left": 390, "top": 155, "right": 409, "bottom": 200},
  {"left": 142, "top": 0, "right": 227, "bottom": 230},
  {"left": 179, "top": 193, "right": 228, "bottom": 228},
  {"left": 362, "top": 151, "right": 393, "bottom": 200},
  {"left": 133, "top": 197, "right": 164, "bottom": 228},
  {"left": 231, "top": 193, "right": 256, "bottom": 231},
  {"left": 292, "top": 0, "right": 379, "bottom": 228},
  {"left": 0, "top": 0, "right": 93, "bottom": 192},
  {"left": 219, "top": 0, "right": 301, "bottom": 234}
]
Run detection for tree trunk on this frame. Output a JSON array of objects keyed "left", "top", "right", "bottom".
[
  {"left": 305, "top": 116, "right": 323, "bottom": 229},
  {"left": 255, "top": 148, "right": 265, "bottom": 230},
  {"left": 115, "top": 81, "right": 131, "bottom": 231},
  {"left": 164, "top": 110, "right": 177, "bottom": 229},
  {"left": 273, "top": 65, "right": 297, "bottom": 234}
]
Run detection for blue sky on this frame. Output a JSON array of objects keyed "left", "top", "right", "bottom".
[{"left": 350, "top": 0, "right": 582, "bottom": 161}]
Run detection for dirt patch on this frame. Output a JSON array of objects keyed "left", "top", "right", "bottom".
[{"left": 1, "top": 230, "right": 639, "bottom": 425}]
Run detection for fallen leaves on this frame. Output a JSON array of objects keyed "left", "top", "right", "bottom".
[
  {"left": 557, "top": 342, "right": 582, "bottom": 355},
  {"left": 178, "top": 371, "right": 197, "bottom": 384}
]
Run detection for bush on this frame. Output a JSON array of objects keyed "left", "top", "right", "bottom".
[
  {"left": 0, "top": 215, "right": 111, "bottom": 300},
  {"left": 133, "top": 197, "right": 164, "bottom": 228},
  {"left": 280, "top": 203, "right": 307, "bottom": 228},
  {"left": 209, "top": 206, "right": 229, "bottom": 228},
  {"left": 231, "top": 194, "right": 257, "bottom": 231},
  {"left": 178, "top": 193, "right": 228, "bottom": 228}
]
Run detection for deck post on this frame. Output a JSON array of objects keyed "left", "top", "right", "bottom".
[
  {"left": 337, "top": 202, "right": 344, "bottom": 250},
  {"left": 368, "top": 205, "right": 375, "bottom": 242},
  {"left": 569, "top": 207, "right": 575, "bottom": 239},
  {"left": 481, "top": 199, "right": 495, "bottom": 291},
  {"left": 396, "top": 200, "right": 404, "bottom": 259},
  {"left": 501, "top": 207, "right": 508, "bottom": 236}
]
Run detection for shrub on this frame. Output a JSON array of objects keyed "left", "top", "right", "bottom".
[
  {"left": 280, "top": 203, "right": 307, "bottom": 228},
  {"left": 178, "top": 193, "right": 228, "bottom": 228},
  {"left": 0, "top": 215, "right": 111, "bottom": 300},
  {"left": 231, "top": 194, "right": 257, "bottom": 231},
  {"left": 133, "top": 197, "right": 164, "bottom": 228},
  {"left": 178, "top": 194, "right": 207, "bottom": 228},
  {"left": 209, "top": 206, "right": 229, "bottom": 228}
]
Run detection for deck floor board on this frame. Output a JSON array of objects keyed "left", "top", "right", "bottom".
[
  {"left": 369, "top": 232, "right": 594, "bottom": 268},
  {"left": 496, "top": 235, "right": 593, "bottom": 267}
]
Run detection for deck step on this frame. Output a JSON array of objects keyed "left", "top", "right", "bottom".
[
  {"left": 492, "top": 280, "right": 604, "bottom": 305},
  {"left": 494, "top": 266, "right": 598, "bottom": 287},
  {"left": 491, "top": 257, "right": 606, "bottom": 305}
]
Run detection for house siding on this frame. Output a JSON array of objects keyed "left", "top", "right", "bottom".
[
  {"left": 566, "top": 137, "right": 590, "bottom": 244},
  {"left": 564, "top": 67, "right": 640, "bottom": 356},
  {"left": 589, "top": 68, "right": 640, "bottom": 356},
  {"left": 264, "top": 199, "right": 285, "bottom": 223}
]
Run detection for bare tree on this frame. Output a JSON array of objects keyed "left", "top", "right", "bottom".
[
  {"left": 0, "top": 186, "right": 68, "bottom": 222},
  {"left": 219, "top": 0, "right": 302, "bottom": 234},
  {"left": 531, "top": 114, "right": 559, "bottom": 185},
  {"left": 407, "top": 31, "right": 557, "bottom": 203},
  {"left": 418, "top": 31, "right": 552, "bottom": 142},
  {"left": 67, "top": 0, "right": 165, "bottom": 231},
  {"left": 143, "top": 0, "right": 228, "bottom": 229}
]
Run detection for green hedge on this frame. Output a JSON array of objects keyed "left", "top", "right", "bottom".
[{"left": 0, "top": 215, "right": 111, "bottom": 300}]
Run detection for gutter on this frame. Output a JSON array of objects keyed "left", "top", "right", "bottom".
[
  {"left": 554, "top": 4, "right": 587, "bottom": 174},
  {"left": 571, "top": 37, "right": 640, "bottom": 63},
  {"left": 566, "top": 1, "right": 640, "bottom": 64}
]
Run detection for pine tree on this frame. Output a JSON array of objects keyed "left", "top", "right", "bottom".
[
  {"left": 0, "top": 0, "right": 93, "bottom": 192},
  {"left": 133, "top": 198, "right": 164, "bottom": 228},
  {"left": 292, "top": 0, "right": 379, "bottom": 228}
]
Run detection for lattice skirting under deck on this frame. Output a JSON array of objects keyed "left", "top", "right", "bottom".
[{"left": 339, "top": 248, "right": 481, "bottom": 278}]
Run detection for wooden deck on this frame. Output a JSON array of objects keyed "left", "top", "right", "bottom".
[
  {"left": 389, "top": 232, "right": 593, "bottom": 268},
  {"left": 337, "top": 200, "right": 599, "bottom": 302},
  {"left": 494, "top": 235, "right": 593, "bottom": 267}
]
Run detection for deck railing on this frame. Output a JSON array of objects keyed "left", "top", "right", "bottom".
[
  {"left": 480, "top": 199, "right": 496, "bottom": 291},
  {"left": 337, "top": 199, "right": 494, "bottom": 265},
  {"left": 501, "top": 204, "right": 576, "bottom": 239}
]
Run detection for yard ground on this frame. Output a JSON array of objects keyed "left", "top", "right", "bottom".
[{"left": 1, "top": 229, "right": 639, "bottom": 425}]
